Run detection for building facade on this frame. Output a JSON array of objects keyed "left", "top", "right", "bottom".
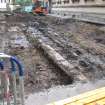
[
  {"left": 0, "top": 0, "right": 20, "bottom": 11},
  {"left": 0, "top": 0, "right": 12, "bottom": 10},
  {"left": 51, "top": 0, "right": 105, "bottom": 24}
]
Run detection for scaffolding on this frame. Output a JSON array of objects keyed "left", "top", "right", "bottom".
[{"left": 0, "top": 53, "right": 24, "bottom": 105}]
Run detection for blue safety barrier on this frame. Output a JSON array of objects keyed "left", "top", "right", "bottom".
[
  {"left": 10, "top": 57, "right": 24, "bottom": 76},
  {"left": 0, "top": 61, "right": 4, "bottom": 70},
  {"left": 0, "top": 53, "right": 25, "bottom": 105}
]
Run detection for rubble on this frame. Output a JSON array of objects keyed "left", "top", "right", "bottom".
[
  {"left": 27, "top": 16, "right": 105, "bottom": 83},
  {"left": 0, "top": 13, "right": 73, "bottom": 94},
  {"left": 0, "top": 13, "right": 5, "bottom": 21},
  {"left": 0, "top": 13, "right": 105, "bottom": 96}
]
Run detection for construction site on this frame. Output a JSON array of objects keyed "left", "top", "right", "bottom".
[{"left": 0, "top": 0, "right": 105, "bottom": 105}]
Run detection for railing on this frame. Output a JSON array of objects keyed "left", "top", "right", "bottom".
[{"left": 0, "top": 53, "right": 24, "bottom": 105}]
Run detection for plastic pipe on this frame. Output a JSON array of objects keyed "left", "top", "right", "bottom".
[
  {"left": 10, "top": 57, "right": 24, "bottom": 105},
  {"left": 0, "top": 61, "right": 10, "bottom": 105},
  {"left": 0, "top": 61, "right": 4, "bottom": 70},
  {"left": 0, "top": 53, "right": 24, "bottom": 105},
  {"left": 12, "top": 71, "right": 17, "bottom": 105},
  {"left": 10, "top": 58, "right": 17, "bottom": 105},
  {"left": 19, "top": 77, "right": 25, "bottom": 105},
  {"left": 10, "top": 57, "right": 23, "bottom": 76},
  {"left": 0, "top": 61, "right": 4, "bottom": 105}
]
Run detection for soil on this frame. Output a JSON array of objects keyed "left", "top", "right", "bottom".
[
  {"left": 0, "top": 13, "right": 105, "bottom": 96},
  {"left": 23, "top": 15, "right": 105, "bottom": 81},
  {"left": 0, "top": 13, "right": 73, "bottom": 95}
]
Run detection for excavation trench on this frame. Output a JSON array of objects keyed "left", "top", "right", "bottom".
[
  {"left": 25, "top": 16, "right": 105, "bottom": 81},
  {"left": 0, "top": 13, "right": 74, "bottom": 94},
  {"left": 25, "top": 33, "right": 74, "bottom": 93},
  {"left": 1, "top": 13, "right": 105, "bottom": 103},
  {"left": 24, "top": 45, "right": 74, "bottom": 93},
  {"left": 30, "top": 36, "right": 86, "bottom": 81}
]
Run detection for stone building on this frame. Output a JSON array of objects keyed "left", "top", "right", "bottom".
[
  {"left": 51, "top": 0, "right": 105, "bottom": 24},
  {"left": 0, "top": 0, "right": 21, "bottom": 11}
]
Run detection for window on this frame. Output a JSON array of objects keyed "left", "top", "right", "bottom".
[
  {"left": 57, "top": 0, "right": 61, "bottom": 4},
  {"left": 52, "top": 1, "right": 56, "bottom": 4},
  {"left": 64, "top": 0, "right": 69, "bottom": 3},
  {"left": 84, "top": 0, "right": 94, "bottom": 2},
  {"left": 71, "top": 0, "right": 80, "bottom": 3}
]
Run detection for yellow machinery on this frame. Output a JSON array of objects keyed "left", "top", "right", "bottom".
[{"left": 47, "top": 87, "right": 105, "bottom": 105}]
